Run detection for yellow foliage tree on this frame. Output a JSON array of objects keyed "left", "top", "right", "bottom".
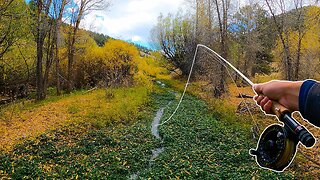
[
  {"left": 273, "top": 6, "right": 320, "bottom": 79},
  {"left": 79, "top": 39, "right": 138, "bottom": 87}
]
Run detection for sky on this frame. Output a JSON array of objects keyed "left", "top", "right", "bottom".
[
  {"left": 24, "top": 0, "right": 185, "bottom": 49},
  {"left": 80, "top": 0, "right": 186, "bottom": 49},
  {"left": 25, "top": 0, "right": 312, "bottom": 49},
  {"left": 22, "top": 0, "right": 260, "bottom": 49}
]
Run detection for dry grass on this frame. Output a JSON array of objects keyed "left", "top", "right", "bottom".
[
  {"left": 0, "top": 96, "right": 73, "bottom": 151},
  {"left": 0, "top": 87, "right": 150, "bottom": 152}
]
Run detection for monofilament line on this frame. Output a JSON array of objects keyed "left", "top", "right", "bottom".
[
  {"left": 159, "top": 44, "right": 255, "bottom": 126},
  {"left": 158, "top": 44, "right": 199, "bottom": 126}
]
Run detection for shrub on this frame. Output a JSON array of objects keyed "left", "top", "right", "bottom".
[{"left": 75, "top": 40, "right": 139, "bottom": 88}]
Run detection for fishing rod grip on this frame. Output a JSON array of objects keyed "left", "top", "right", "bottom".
[
  {"left": 271, "top": 101, "right": 315, "bottom": 148},
  {"left": 271, "top": 101, "right": 290, "bottom": 118}
]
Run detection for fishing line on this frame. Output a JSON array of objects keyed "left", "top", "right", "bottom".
[
  {"left": 204, "top": 50, "right": 258, "bottom": 128},
  {"left": 159, "top": 44, "right": 257, "bottom": 127}
]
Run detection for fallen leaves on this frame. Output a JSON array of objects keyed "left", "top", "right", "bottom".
[{"left": 0, "top": 86, "right": 150, "bottom": 152}]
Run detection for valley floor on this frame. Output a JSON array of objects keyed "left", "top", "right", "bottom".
[{"left": 0, "top": 82, "right": 317, "bottom": 179}]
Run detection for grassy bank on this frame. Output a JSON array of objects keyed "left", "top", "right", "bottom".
[{"left": 0, "top": 86, "right": 150, "bottom": 152}]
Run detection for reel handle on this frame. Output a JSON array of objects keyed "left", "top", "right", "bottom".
[{"left": 271, "top": 101, "right": 315, "bottom": 148}]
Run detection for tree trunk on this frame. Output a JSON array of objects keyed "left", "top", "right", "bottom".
[
  {"left": 36, "top": 38, "right": 45, "bottom": 100},
  {"left": 36, "top": 1, "right": 45, "bottom": 100},
  {"left": 55, "top": 38, "right": 61, "bottom": 95},
  {"left": 67, "top": 4, "right": 84, "bottom": 93},
  {"left": 265, "top": 0, "right": 294, "bottom": 80},
  {"left": 283, "top": 33, "right": 292, "bottom": 80},
  {"left": 294, "top": 32, "right": 302, "bottom": 80},
  {"left": 34, "top": 0, "right": 53, "bottom": 100},
  {"left": 54, "top": 0, "right": 66, "bottom": 96},
  {"left": 67, "top": 42, "right": 75, "bottom": 92},
  {"left": 43, "top": 25, "right": 54, "bottom": 97},
  {"left": 214, "top": 0, "right": 228, "bottom": 97}
]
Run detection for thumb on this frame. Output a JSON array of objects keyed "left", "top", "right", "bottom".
[{"left": 253, "top": 84, "right": 263, "bottom": 94}]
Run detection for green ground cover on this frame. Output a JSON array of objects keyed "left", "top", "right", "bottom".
[{"left": 0, "top": 85, "right": 294, "bottom": 179}]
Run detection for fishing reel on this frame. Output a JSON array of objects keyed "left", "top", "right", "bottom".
[{"left": 250, "top": 102, "right": 316, "bottom": 172}]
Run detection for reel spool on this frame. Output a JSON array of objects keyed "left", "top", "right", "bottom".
[
  {"left": 250, "top": 124, "right": 296, "bottom": 171},
  {"left": 250, "top": 112, "right": 316, "bottom": 172}
]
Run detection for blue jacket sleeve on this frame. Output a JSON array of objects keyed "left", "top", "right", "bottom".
[{"left": 299, "top": 80, "right": 320, "bottom": 127}]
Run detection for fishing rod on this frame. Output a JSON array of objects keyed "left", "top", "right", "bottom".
[
  {"left": 162, "top": 44, "right": 316, "bottom": 172},
  {"left": 199, "top": 44, "right": 316, "bottom": 171}
]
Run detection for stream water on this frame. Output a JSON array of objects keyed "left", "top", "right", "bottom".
[
  {"left": 151, "top": 107, "right": 165, "bottom": 139},
  {"left": 150, "top": 101, "right": 171, "bottom": 166},
  {"left": 129, "top": 101, "right": 171, "bottom": 179}
]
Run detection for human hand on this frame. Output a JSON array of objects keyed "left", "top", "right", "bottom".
[{"left": 253, "top": 80, "right": 303, "bottom": 114}]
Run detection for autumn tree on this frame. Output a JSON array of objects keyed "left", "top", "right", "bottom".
[
  {"left": 232, "top": 4, "right": 273, "bottom": 77},
  {"left": 29, "top": 0, "right": 54, "bottom": 100},
  {"left": 151, "top": 12, "right": 196, "bottom": 76},
  {"left": 300, "top": 6, "right": 320, "bottom": 78},
  {"left": 273, "top": 5, "right": 320, "bottom": 79},
  {"left": 265, "top": 0, "right": 302, "bottom": 80},
  {"left": 190, "top": 0, "right": 233, "bottom": 97},
  {"left": 153, "top": 0, "right": 233, "bottom": 97},
  {"left": 195, "top": 0, "right": 213, "bottom": 45},
  {"left": 66, "top": 0, "right": 110, "bottom": 92},
  {"left": 267, "top": 0, "right": 320, "bottom": 80},
  {"left": 211, "top": 0, "right": 230, "bottom": 96},
  {"left": 0, "top": 0, "right": 34, "bottom": 100},
  {"left": 0, "top": 0, "right": 27, "bottom": 59},
  {"left": 52, "top": 0, "right": 68, "bottom": 95}
]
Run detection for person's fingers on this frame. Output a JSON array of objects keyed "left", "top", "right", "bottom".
[
  {"left": 256, "top": 96, "right": 264, "bottom": 105},
  {"left": 253, "top": 84, "right": 263, "bottom": 94},
  {"left": 263, "top": 100, "right": 273, "bottom": 114},
  {"left": 253, "top": 95, "right": 258, "bottom": 101},
  {"left": 260, "top": 97, "right": 269, "bottom": 108}
]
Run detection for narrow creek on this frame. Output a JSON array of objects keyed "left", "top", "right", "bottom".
[
  {"left": 150, "top": 101, "right": 172, "bottom": 166},
  {"left": 129, "top": 100, "right": 172, "bottom": 179}
]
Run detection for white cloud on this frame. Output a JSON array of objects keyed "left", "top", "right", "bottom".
[
  {"left": 79, "top": 0, "right": 185, "bottom": 46},
  {"left": 131, "top": 35, "right": 142, "bottom": 42}
]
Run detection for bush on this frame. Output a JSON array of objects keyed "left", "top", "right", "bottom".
[{"left": 75, "top": 40, "right": 139, "bottom": 88}]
